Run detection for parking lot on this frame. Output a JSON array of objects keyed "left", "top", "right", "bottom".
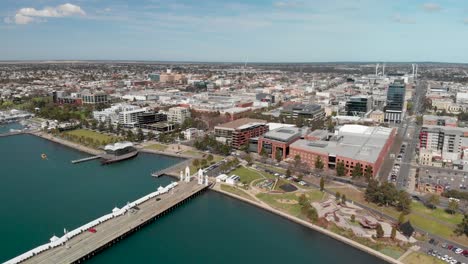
[
  {"left": 420, "top": 238, "right": 468, "bottom": 264},
  {"left": 419, "top": 166, "right": 468, "bottom": 192}
]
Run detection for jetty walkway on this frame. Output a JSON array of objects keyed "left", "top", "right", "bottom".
[
  {"left": 8, "top": 180, "right": 208, "bottom": 264},
  {"left": 0, "top": 131, "right": 25, "bottom": 137},
  {"left": 71, "top": 156, "right": 101, "bottom": 164}
]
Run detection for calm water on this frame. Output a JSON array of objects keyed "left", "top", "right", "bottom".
[
  {"left": 0, "top": 132, "right": 181, "bottom": 262},
  {"left": 0, "top": 127, "right": 386, "bottom": 264}
]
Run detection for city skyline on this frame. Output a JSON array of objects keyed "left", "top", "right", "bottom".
[{"left": 1, "top": 0, "right": 468, "bottom": 62}]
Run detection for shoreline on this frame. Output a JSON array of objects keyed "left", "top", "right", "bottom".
[
  {"left": 28, "top": 131, "right": 103, "bottom": 156},
  {"left": 14, "top": 130, "right": 402, "bottom": 263},
  {"left": 211, "top": 184, "right": 402, "bottom": 264}
]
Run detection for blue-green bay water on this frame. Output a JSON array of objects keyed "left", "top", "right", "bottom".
[{"left": 0, "top": 129, "right": 386, "bottom": 264}]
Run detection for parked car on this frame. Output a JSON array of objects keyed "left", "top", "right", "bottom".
[{"left": 456, "top": 248, "right": 464, "bottom": 254}]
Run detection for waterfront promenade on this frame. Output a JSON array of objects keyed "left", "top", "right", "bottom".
[
  {"left": 211, "top": 183, "right": 402, "bottom": 264},
  {"left": 30, "top": 131, "right": 103, "bottom": 156},
  {"left": 18, "top": 181, "right": 207, "bottom": 264}
]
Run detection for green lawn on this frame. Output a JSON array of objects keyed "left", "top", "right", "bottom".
[
  {"left": 220, "top": 185, "right": 255, "bottom": 201},
  {"left": 144, "top": 143, "right": 168, "bottom": 151},
  {"left": 256, "top": 191, "right": 325, "bottom": 217},
  {"left": 230, "top": 166, "right": 264, "bottom": 185},
  {"left": 328, "top": 187, "right": 468, "bottom": 245},
  {"left": 411, "top": 201, "right": 463, "bottom": 226},
  {"left": 254, "top": 162, "right": 286, "bottom": 173},
  {"left": 402, "top": 252, "right": 445, "bottom": 264},
  {"left": 65, "top": 129, "right": 121, "bottom": 143},
  {"left": 379, "top": 247, "right": 405, "bottom": 260}
]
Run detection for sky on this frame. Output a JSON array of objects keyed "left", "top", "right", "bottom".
[{"left": 1, "top": 0, "right": 468, "bottom": 62}]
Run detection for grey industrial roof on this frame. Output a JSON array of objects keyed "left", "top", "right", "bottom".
[
  {"left": 291, "top": 125, "right": 394, "bottom": 163},
  {"left": 262, "top": 126, "right": 302, "bottom": 142}
]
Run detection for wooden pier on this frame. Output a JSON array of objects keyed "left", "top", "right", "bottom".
[
  {"left": 151, "top": 159, "right": 191, "bottom": 178},
  {"left": 19, "top": 181, "right": 208, "bottom": 264},
  {"left": 0, "top": 131, "right": 24, "bottom": 137},
  {"left": 71, "top": 156, "right": 101, "bottom": 164}
]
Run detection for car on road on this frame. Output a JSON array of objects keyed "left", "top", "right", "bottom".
[{"left": 456, "top": 248, "right": 464, "bottom": 254}]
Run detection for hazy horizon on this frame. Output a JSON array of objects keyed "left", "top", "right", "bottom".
[{"left": 2, "top": 0, "right": 468, "bottom": 62}]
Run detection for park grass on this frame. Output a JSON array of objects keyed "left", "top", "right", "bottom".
[
  {"left": 254, "top": 162, "right": 286, "bottom": 173},
  {"left": 64, "top": 129, "right": 121, "bottom": 143},
  {"left": 230, "top": 166, "right": 264, "bottom": 185},
  {"left": 328, "top": 187, "right": 468, "bottom": 245},
  {"left": 401, "top": 252, "right": 445, "bottom": 264},
  {"left": 379, "top": 247, "right": 405, "bottom": 259},
  {"left": 144, "top": 143, "right": 168, "bottom": 151},
  {"left": 220, "top": 184, "right": 255, "bottom": 201},
  {"left": 411, "top": 201, "right": 463, "bottom": 226},
  {"left": 256, "top": 190, "right": 324, "bottom": 217}
]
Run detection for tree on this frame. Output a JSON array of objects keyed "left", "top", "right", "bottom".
[
  {"left": 298, "top": 194, "right": 308, "bottom": 206},
  {"left": 427, "top": 194, "right": 440, "bottom": 209},
  {"left": 314, "top": 156, "right": 324, "bottom": 170},
  {"left": 454, "top": 214, "right": 468, "bottom": 237},
  {"left": 391, "top": 226, "right": 397, "bottom": 240},
  {"left": 207, "top": 154, "right": 214, "bottom": 164},
  {"left": 275, "top": 150, "right": 282, "bottom": 163},
  {"left": 351, "top": 214, "right": 355, "bottom": 222},
  {"left": 364, "top": 166, "right": 373, "bottom": 180},
  {"left": 201, "top": 159, "right": 208, "bottom": 168},
  {"left": 147, "top": 131, "right": 155, "bottom": 140},
  {"left": 244, "top": 154, "right": 253, "bottom": 165},
  {"left": 447, "top": 200, "right": 459, "bottom": 215},
  {"left": 98, "top": 121, "right": 105, "bottom": 132},
  {"left": 335, "top": 191, "right": 341, "bottom": 202},
  {"left": 336, "top": 161, "right": 346, "bottom": 176},
  {"left": 320, "top": 177, "right": 325, "bottom": 192},
  {"left": 126, "top": 130, "right": 135, "bottom": 142},
  {"left": 137, "top": 128, "right": 144, "bottom": 142},
  {"left": 341, "top": 194, "right": 347, "bottom": 205},
  {"left": 396, "top": 190, "right": 411, "bottom": 214},
  {"left": 376, "top": 224, "right": 384, "bottom": 238},
  {"left": 398, "top": 212, "right": 406, "bottom": 225},
  {"left": 286, "top": 168, "right": 291, "bottom": 177},
  {"left": 107, "top": 120, "right": 114, "bottom": 133},
  {"left": 351, "top": 163, "right": 363, "bottom": 178},
  {"left": 294, "top": 155, "right": 302, "bottom": 167},
  {"left": 305, "top": 207, "right": 318, "bottom": 222},
  {"left": 192, "top": 159, "right": 200, "bottom": 169}
]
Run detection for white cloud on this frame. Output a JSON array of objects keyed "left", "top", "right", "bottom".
[
  {"left": 422, "top": 3, "right": 442, "bottom": 12},
  {"left": 5, "top": 3, "right": 85, "bottom": 25},
  {"left": 392, "top": 13, "right": 416, "bottom": 24}
]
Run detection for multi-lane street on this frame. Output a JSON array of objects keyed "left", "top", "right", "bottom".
[{"left": 394, "top": 80, "right": 427, "bottom": 190}]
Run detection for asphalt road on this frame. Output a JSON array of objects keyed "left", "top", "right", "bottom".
[{"left": 395, "top": 80, "right": 427, "bottom": 190}]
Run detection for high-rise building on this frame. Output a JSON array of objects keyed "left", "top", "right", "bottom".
[
  {"left": 384, "top": 80, "right": 406, "bottom": 123},
  {"left": 345, "top": 95, "right": 372, "bottom": 117}
]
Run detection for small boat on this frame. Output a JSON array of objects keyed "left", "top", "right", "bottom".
[{"left": 41, "top": 153, "right": 47, "bottom": 160}]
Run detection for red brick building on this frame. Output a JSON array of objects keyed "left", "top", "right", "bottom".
[
  {"left": 214, "top": 118, "right": 268, "bottom": 149},
  {"left": 289, "top": 125, "right": 396, "bottom": 178},
  {"left": 257, "top": 127, "right": 303, "bottom": 160}
]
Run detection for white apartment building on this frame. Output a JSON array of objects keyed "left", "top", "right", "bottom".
[
  {"left": 168, "top": 107, "right": 191, "bottom": 124},
  {"left": 93, "top": 104, "right": 142, "bottom": 125}
]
